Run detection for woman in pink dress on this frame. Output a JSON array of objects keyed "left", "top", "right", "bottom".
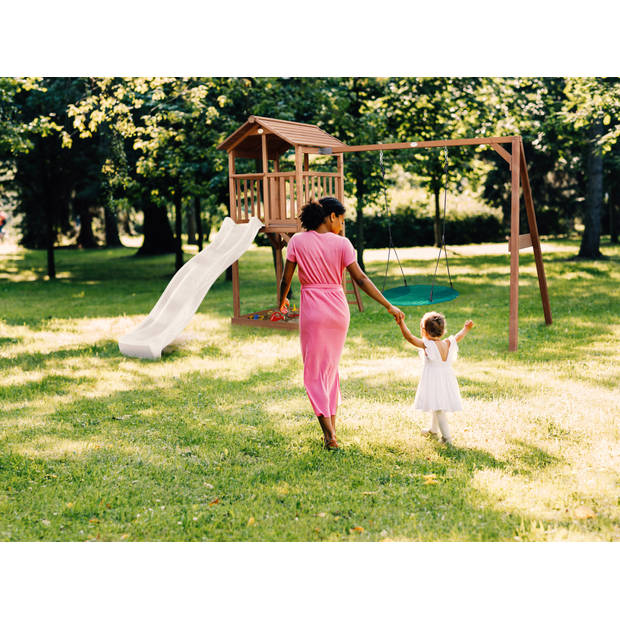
[{"left": 278, "top": 197, "right": 404, "bottom": 450}]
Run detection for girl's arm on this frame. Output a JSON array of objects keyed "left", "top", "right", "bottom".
[
  {"left": 278, "top": 260, "right": 297, "bottom": 312},
  {"left": 346, "top": 261, "right": 404, "bottom": 323},
  {"left": 398, "top": 319, "right": 425, "bottom": 349},
  {"left": 454, "top": 319, "right": 475, "bottom": 342}
]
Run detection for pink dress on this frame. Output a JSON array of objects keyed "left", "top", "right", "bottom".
[{"left": 286, "top": 231, "right": 357, "bottom": 417}]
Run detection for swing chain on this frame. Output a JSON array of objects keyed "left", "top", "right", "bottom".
[
  {"left": 429, "top": 146, "right": 454, "bottom": 302},
  {"left": 379, "top": 150, "right": 408, "bottom": 292}
]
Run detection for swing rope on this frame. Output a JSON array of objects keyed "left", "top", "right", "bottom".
[
  {"left": 429, "top": 147, "right": 454, "bottom": 302},
  {"left": 379, "top": 150, "right": 408, "bottom": 292}
]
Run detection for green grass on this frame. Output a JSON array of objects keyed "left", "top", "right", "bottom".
[{"left": 0, "top": 236, "right": 618, "bottom": 541}]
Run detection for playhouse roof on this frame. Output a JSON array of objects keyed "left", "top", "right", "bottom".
[{"left": 217, "top": 115, "right": 346, "bottom": 158}]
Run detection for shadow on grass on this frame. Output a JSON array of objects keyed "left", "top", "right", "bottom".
[{"left": 0, "top": 361, "right": 575, "bottom": 542}]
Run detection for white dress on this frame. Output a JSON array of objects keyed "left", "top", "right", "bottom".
[{"left": 413, "top": 336, "right": 463, "bottom": 412}]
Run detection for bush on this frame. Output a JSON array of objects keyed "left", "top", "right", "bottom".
[{"left": 346, "top": 207, "right": 504, "bottom": 248}]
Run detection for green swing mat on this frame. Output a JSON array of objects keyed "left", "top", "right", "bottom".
[{"left": 383, "top": 284, "right": 459, "bottom": 306}]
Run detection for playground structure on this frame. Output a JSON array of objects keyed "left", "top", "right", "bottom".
[{"left": 218, "top": 116, "right": 552, "bottom": 351}]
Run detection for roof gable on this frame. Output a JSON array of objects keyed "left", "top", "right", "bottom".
[{"left": 217, "top": 115, "right": 345, "bottom": 155}]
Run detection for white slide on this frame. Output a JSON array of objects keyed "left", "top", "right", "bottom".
[{"left": 119, "top": 216, "right": 264, "bottom": 359}]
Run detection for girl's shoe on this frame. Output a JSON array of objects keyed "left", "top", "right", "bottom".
[
  {"left": 421, "top": 428, "right": 440, "bottom": 439},
  {"left": 440, "top": 436, "right": 453, "bottom": 446}
]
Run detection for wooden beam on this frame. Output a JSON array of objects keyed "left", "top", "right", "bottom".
[
  {"left": 520, "top": 138, "right": 552, "bottom": 325},
  {"left": 492, "top": 143, "right": 512, "bottom": 167},
  {"left": 330, "top": 136, "right": 518, "bottom": 154},
  {"left": 509, "top": 138, "right": 521, "bottom": 351}
]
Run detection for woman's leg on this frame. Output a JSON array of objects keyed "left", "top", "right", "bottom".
[{"left": 317, "top": 415, "right": 338, "bottom": 448}]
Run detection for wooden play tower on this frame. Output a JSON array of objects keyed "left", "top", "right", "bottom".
[{"left": 217, "top": 115, "right": 552, "bottom": 350}]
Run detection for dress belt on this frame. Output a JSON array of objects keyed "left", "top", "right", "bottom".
[{"left": 301, "top": 284, "right": 343, "bottom": 290}]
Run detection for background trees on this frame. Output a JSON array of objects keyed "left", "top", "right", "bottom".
[{"left": 1, "top": 76, "right": 617, "bottom": 279}]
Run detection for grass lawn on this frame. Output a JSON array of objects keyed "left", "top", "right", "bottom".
[{"left": 0, "top": 236, "right": 618, "bottom": 541}]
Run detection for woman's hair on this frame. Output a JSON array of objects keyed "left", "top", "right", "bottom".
[
  {"left": 422, "top": 311, "right": 446, "bottom": 338},
  {"left": 299, "top": 196, "right": 345, "bottom": 231}
]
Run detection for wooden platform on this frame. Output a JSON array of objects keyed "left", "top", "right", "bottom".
[{"left": 231, "top": 308, "right": 300, "bottom": 331}]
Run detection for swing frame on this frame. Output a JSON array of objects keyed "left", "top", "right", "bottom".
[{"left": 323, "top": 136, "right": 553, "bottom": 352}]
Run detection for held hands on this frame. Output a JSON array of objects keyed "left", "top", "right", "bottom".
[{"left": 387, "top": 304, "right": 405, "bottom": 324}]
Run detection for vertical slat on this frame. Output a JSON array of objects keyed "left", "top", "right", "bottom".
[
  {"left": 279, "top": 176, "right": 285, "bottom": 220},
  {"left": 232, "top": 261, "right": 240, "bottom": 318},
  {"left": 509, "top": 138, "right": 521, "bottom": 351},
  {"left": 250, "top": 180, "right": 255, "bottom": 218},
  {"left": 235, "top": 179, "right": 241, "bottom": 221},
  {"left": 228, "top": 152, "right": 236, "bottom": 221},
  {"left": 243, "top": 178, "right": 248, "bottom": 219},
  {"left": 520, "top": 139, "right": 552, "bottom": 325}
]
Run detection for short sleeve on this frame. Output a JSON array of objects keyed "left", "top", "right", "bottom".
[
  {"left": 286, "top": 235, "right": 297, "bottom": 263},
  {"left": 342, "top": 237, "right": 356, "bottom": 267}
]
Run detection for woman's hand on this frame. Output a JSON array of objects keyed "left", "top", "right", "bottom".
[
  {"left": 279, "top": 298, "right": 290, "bottom": 314},
  {"left": 464, "top": 319, "right": 474, "bottom": 330},
  {"left": 387, "top": 304, "right": 405, "bottom": 324}
]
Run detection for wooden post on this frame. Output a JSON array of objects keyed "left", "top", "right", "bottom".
[
  {"left": 337, "top": 153, "right": 345, "bottom": 203},
  {"left": 296, "top": 147, "right": 304, "bottom": 221},
  {"left": 261, "top": 133, "right": 269, "bottom": 228},
  {"left": 228, "top": 151, "right": 236, "bottom": 221},
  {"left": 520, "top": 139, "right": 552, "bottom": 325},
  {"left": 509, "top": 139, "right": 521, "bottom": 351},
  {"left": 228, "top": 150, "right": 241, "bottom": 319}
]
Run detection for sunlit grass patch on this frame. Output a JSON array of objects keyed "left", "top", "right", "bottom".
[{"left": 0, "top": 237, "right": 618, "bottom": 541}]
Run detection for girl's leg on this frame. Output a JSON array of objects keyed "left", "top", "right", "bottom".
[
  {"left": 421, "top": 411, "right": 440, "bottom": 437},
  {"left": 435, "top": 410, "right": 452, "bottom": 444}
]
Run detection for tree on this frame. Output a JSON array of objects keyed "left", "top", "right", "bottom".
[
  {"left": 562, "top": 78, "right": 620, "bottom": 258},
  {"left": 385, "top": 78, "right": 484, "bottom": 247}
]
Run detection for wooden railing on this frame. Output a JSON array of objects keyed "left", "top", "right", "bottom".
[
  {"left": 230, "top": 171, "right": 342, "bottom": 227},
  {"left": 303, "top": 171, "right": 340, "bottom": 203},
  {"left": 232, "top": 173, "right": 263, "bottom": 222}
]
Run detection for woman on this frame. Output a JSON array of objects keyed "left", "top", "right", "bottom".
[{"left": 278, "top": 197, "right": 405, "bottom": 450}]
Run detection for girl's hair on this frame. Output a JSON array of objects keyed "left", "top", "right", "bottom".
[
  {"left": 422, "top": 311, "right": 446, "bottom": 338},
  {"left": 299, "top": 196, "right": 345, "bottom": 231}
]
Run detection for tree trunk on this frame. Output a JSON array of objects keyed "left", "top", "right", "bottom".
[
  {"left": 609, "top": 182, "right": 618, "bottom": 244},
  {"left": 194, "top": 195, "right": 203, "bottom": 252},
  {"left": 45, "top": 200, "right": 56, "bottom": 280},
  {"left": 76, "top": 201, "right": 98, "bottom": 248},
  {"left": 355, "top": 176, "right": 365, "bottom": 272},
  {"left": 578, "top": 119, "right": 604, "bottom": 258},
  {"left": 174, "top": 189, "right": 184, "bottom": 272},
  {"left": 137, "top": 200, "right": 176, "bottom": 255},
  {"left": 187, "top": 197, "right": 197, "bottom": 246},
  {"left": 433, "top": 187, "right": 441, "bottom": 247},
  {"left": 104, "top": 201, "right": 123, "bottom": 247}
]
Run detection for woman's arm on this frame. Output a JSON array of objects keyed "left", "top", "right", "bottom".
[
  {"left": 398, "top": 319, "right": 425, "bottom": 348},
  {"left": 278, "top": 259, "right": 297, "bottom": 311},
  {"left": 454, "top": 319, "right": 475, "bottom": 342},
  {"left": 346, "top": 261, "right": 404, "bottom": 322}
]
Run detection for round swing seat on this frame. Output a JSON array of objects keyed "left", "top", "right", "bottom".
[{"left": 383, "top": 284, "right": 459, "bottom": 306}]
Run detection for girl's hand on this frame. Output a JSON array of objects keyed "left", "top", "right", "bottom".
[
  {"left": 387, "top": 305, "right": 405, "bottom": 324},
  {"left": 464, "top": 319, "right": 474, "bottom": 330},
  {"left": 279, "top": 298, "right": 290, "bottom": 314}
]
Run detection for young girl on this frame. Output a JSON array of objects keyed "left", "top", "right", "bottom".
[{"left": 397, "top": 312, "right": 474, "bottom": 445}]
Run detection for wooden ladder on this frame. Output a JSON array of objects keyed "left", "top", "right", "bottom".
[{"left": 342, "top": 270, "right": 363, "bottom": 312}]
